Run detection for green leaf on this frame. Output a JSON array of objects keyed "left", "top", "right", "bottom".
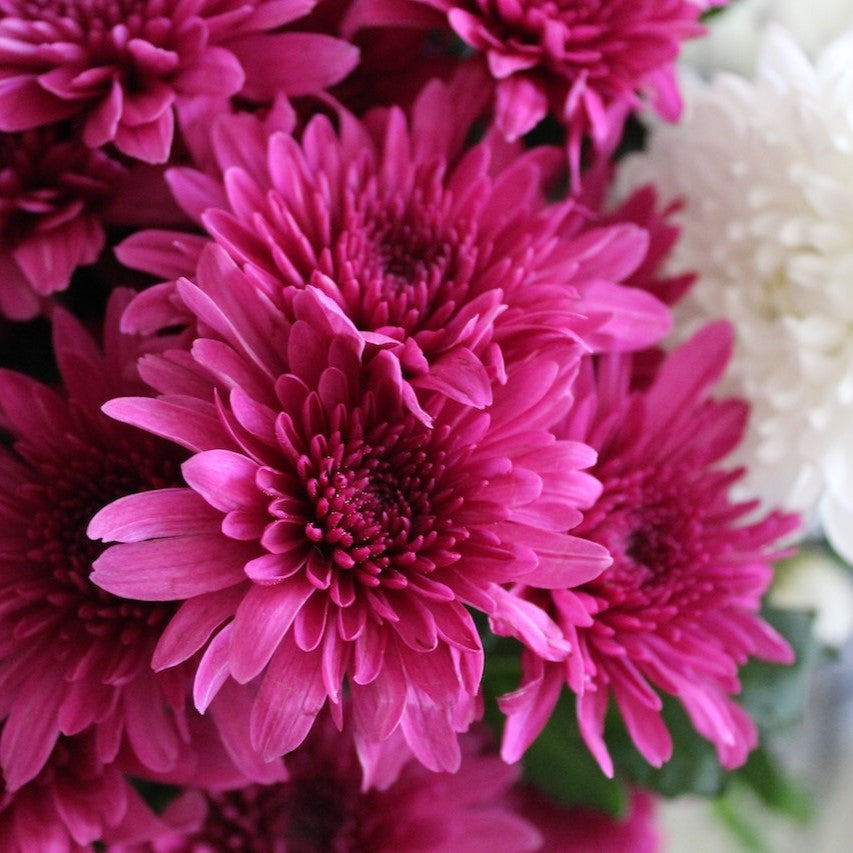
[
  {"left": 522, "top": 691, "right": 629, "bottom": 816},
  {"left": 480, "top": 642, "right": 627, "bottom": 815},
  {"left": 739, "top": 608, "right": 818, "bottom": 731},
  {"left": 608, "top": 697, "right": 728, "bottom": 799},
  {"left": 701, "top": 0, "right": 739, "bottom": 22},
  {"left": 128, "top": 777, "right": 181, "bottom": 815},
  {"left": 479, "top": 608, "right": 818, "bottom": 809},
  {"left": 735, "top": 747, "right": 813, "bottom": 823},
  {"left": 713, "top": 792, "right": 768, "bottom": 853}
]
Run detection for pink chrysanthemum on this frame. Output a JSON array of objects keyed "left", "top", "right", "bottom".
[
  {"left": 118, "top": 75, "right": 671, "bottom": 398},
  {"left": 344, "top": 0, "right": 711, "bottom": 176},
  {"left": 0, "top": 729, "right": 170, "bottom": 851},
  {"left": 0, "top": 124, "right": 125, "bottom": 319},
  {"left": 500, "top": 323, "right": 799, "bottom": 776},
  {"left": 128, "top": 719, "right": 542, "bottom": 852},
  {"left": 0, "top": 292, "right": 246, "bottom": 790},
  {"left": 0, "top": 0, "right": 358, "bottom": 164},
  {"left": 90, "top": 246, "right": 610, "bottom": 774}
]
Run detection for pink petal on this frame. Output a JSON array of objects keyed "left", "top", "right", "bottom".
[
  {"left": 82, "top": 77, "right": 123, "bottom": 148},
  {"left": 153, "top": 585, "right": 245, "bottom": 670},
  {"left": 166, "top": 167, "right": 229, "bottom": 223},
  {"left": 578, "top": 281, "right": 672, "bottom": 353},
  {"left": 413, "top": 346, "right": 492, "bottom": 408},
  {"left": 123, "top": 675, "right": 180, "bottom": 772},
  {"left": 250, "top": 640, "right": 327, "bottom": 758},
  {"left": 0, "top": 76, "right": 75, "bottom": 130},
  {"left": 113, "top": 109, "right": 174, "bottom": 164},
  {"left": 115, "top": 229, "right": 207, "bottom": 279},
  {"left": 351, "top": 645, "right": 407, "bottom": 741},
  {"left": 194, "top": 624, "right": 234, "bottom": 712},
  {"left": 102, "top": 396, "right": 232, "bottom": 452},
  {"left": 181, "top": 449, "right": 260, "bottom": 513},
  {"left": 173, "top": 46, "right": 245, "bottom": 96},
  {"left": 342, "top": 0, "right": 440, "bottom": 36},
  {"left": 230, "top": 578, "right": 316, "bottom": 683},
  {"left": 233, "top": 33, "right": 359, "bottom": 100},
  {"left": 508, "top": 526, "right": 611, "bottom": 586},
  {"left": 489, "top": 585, "right": 571, "bottom": 662},
  {"left": 0, "top": 665, "right": 63, "bottom": 789},
  {"left": 91, "top": 535, "right": 253, "bottom": 600},
  {"left": 120, "top": 78, "right": 175, "bottom": 127},
  {"left": 500, "top": 658, "right": 563, "bottom": 763},
  {"left": 614, "top": 680, "right": 673, "bottom": 768},
  {"left": 13, "top": 216, "right": 103, "bottom": 293},
  {"left": 400, "top": 690, "right": 461, "bottom": 773},
  {"left": 494, "top": 76, "right": 548, "bottom": 141},
  {"left": 87, "top": 488, "right": 221, "bottom": 543}
]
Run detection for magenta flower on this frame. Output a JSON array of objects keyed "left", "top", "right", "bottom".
[
  {"left": 500, "top": 323, "right": 799, "bottom": 776},
  {"left": 90, "top": 245, "right": 610, "bottom": 774},
  {"left": 0, "top": 125, "right": 125, "bottom": 319},
  {"left": 0, "top": 292, "right": 213, "bottom": 789},
  {"left": 0, "top": 0, "right": 358, "bottom": 164},
  {"left": 130, "top": 719, "right": 542, "bottom": 852},
  {"left": 0, "top": 729, "right": 171, "bottom": 851},
  {"left": 345, "top": 0, "right": 708, "bottom": 176},
  {"left": 118, "top": 75, "right": 671, "bottom": 402}
]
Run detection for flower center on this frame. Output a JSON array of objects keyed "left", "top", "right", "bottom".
[
  {"left": 189, "top": 722, "right": 363, "bottom": 852},
  {"left": 328, "top": 176, "right": 479, "bottom": 337},
  {"left": 576, "top": 463, "right": 711, "bottom": 624},
  {"left": 0, "top": 0, "right": 184, "bottom": 88},
  {"left": 298, "top": 415, "right": 464, "bottom": 590},
  {"left": 21, "top": 429, "right": 183, "bottom": 641},
  {"left": 3, "top": 0, "right": 162, "bottom": 29}
]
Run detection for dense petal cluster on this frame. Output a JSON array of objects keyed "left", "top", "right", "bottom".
[
  {"left": 0, "top": 293, "right": 202, "bottom": 789},
  {"left": 0, "top": 0, "right": 357, "bottom": 163},
  {"left": 0, "top": 722, "right": 170, "bottom": 850},
  {"left": 0, "top": 124, "right": 125, "bottom": 318},
  {"left": 90, "top": 245, "right": 610, "bottom": 774},
  {"left": 500, "top": 324, "right": 798, "bottom": 775},
  {"left": 345, "top": 0, "right": 711, "bottom": 174},
  {"left": 118, "top": 77, "right": 671, "bottom": 399},
  {"left": 620, "top": 25, "right": 853, "bottom": 564},
  {"left": 0, "top": 1, "right": 809, "bottom": 846}
]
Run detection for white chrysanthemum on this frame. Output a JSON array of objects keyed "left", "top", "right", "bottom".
[
  {"left": 684, "top": 0, "right": 853, "bottom": 76},
  {"left": 619, "top": 25, "right": 853, "bottom": 563}
]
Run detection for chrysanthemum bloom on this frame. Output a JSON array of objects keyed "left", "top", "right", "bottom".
[
  {"left": 0, "top": 124, "right": 125, "bottom": 319},
  {"left": 0, "top": 291, "right": 279, "bottom": 791},
  {"left": 619, "top": 25, "right": 853, "bottom": 565},
  {"left": 118, "top": 76, "right": 671, "bottom": 402},
  {"left": 0, "top": 0, "right": 358, "bottom": 164},
  {"left": 514, "top": 787, "right": 659, "bottom": 853},
  {"left": 343, "top": 0, "right": 713, "bottom": 178},
  {"left": 0, "top": 728, "right": 171, "bottom": 851},
  {"left": 90, "top": 246, "right": 611, "bottom": 774},
  {"left": 500, "top": 323, "right": 798, "bottom": 776},
  {"left": 125, "top": 718, "right": 542, "bottom": 852}
]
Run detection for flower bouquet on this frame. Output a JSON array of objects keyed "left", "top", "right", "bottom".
[{"left": 0, "top": 0, "right": 847, "bottom": 849}]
